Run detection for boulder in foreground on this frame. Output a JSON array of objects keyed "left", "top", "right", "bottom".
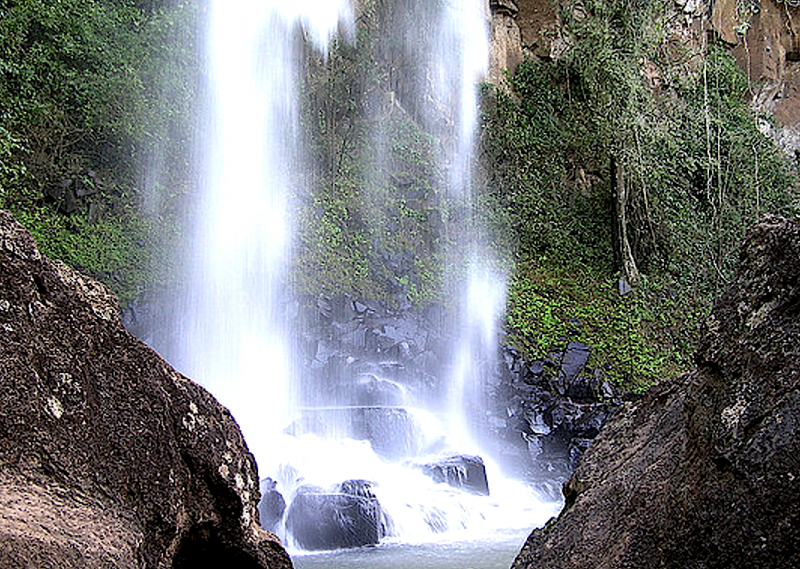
[
  {"left": 512, "top": 215, "right": 800, "bottom": 569},
  {"left": 285, "top": 480, "right": 388, "bottom": 550},
  {"left": 0, "top": 210, "right": 291, "bottom": 568}
]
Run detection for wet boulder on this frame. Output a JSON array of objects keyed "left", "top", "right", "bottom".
[
  {"left": 417, "top": 454, "right": 490, "bottom": 495},
  {"left": 286, "top": 406, "right": 426, "bottom": 459},
  {"left": 285, "top": 480, "right": 388, "bottom": 550},
  {"left": 353, "top": 374, "right": 406, "bottom": 406},
  {"left": 258, "top": 478, "right": 287, "bottom": 533}
]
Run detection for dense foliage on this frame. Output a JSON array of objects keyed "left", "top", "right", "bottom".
[
  {"left": 0, "top": 0, "right": 197, "bottom": 303},
  {"left": 482, "top": 0, "right": 799, "bottom": 386}
]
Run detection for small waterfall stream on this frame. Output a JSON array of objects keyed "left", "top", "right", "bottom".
[{"left": 169, "top": 0, "right": 559, "bottom": 559}]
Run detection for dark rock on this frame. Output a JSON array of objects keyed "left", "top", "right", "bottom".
[
  {"left": 87, "top": 201, "right": 104, "bottom": 224},
  {"left": 422, "top": 302, "right": 447, "bottom": 329},
  {"left": 526, "top": 411, "right": 551, "bottom": 436},
  {"left": 0, "top": 211, "right": 291, "bottom": 569},
  {"left": 500, "top": 340, "right": 620, "bottom": 480},
  {"left": 316, "top": 294, "right": 333, "bottom": 320},
  {"left": 46, "top": 179, "right": 81, "bottom": 214},
  {"left": 329, "top": 294, "right": 358, "bottom": 323},
  {"left": 45, "top": 174, "right": 99, "bottom": 215},
  {"left": 559, "top": 341, "right": 590, "bottom": 382},
  {"left": 417, "top": 454, "right": 490, "bottom": 495},
  {"left": 527, "top": 360, "right": 545, "bottom": 378},
  {"left": 571, "top": 406, "right": 609, "bottom": 439},
  {"left": 525, "top": 434, "right": 543, "bottom": 462},
  {"left": 353, "top": 374, "right": 406, "bottom": 406},
  {"left": 512, "top": 215, "right": 800, "bottom": 569},
  {"left": 258, "top": 479, "right": 286, "bottom": 533},
  {"left": 353, "top": 300, "right": 369, "bottom": 315},
  {"left": 285, "top": 481, "right": 387, "bottom": 550},
  {"left": 291, "top": 293, "right": 450, "bottom": 410}
]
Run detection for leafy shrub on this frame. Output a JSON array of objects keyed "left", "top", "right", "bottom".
[{"left": 0, "top": 0, "right": 198, "bottom": 302}]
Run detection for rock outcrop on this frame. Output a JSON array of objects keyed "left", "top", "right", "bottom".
[
  {"left": 488, "top": 1, "right": 800, "bottom": 151},
  {"left": 489, "top": 0, "right": 564, "bottom": 84},
  {"left": 711, "top": 0, "right": 800, "bottom": 153},
  {"left": 0, "top": 210, "right": 291, "bottom": 568},
  {"left": 511, "top": 214, "right": 800, "bottom": 569},
  {"left": 496, "top": 342, "right": 620, "bottom": 482},
  {"left": 415, "top": 454, "right": 490, "bottom": 495},
  {"left": 489, "top": 0, "right": 524, "bottom": 85}
]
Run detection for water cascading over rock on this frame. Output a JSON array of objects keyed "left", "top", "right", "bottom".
[
  {"left": 164, "top": 0, "right": 558, "bottom": 552},
  {"left": 174, "top": 0, "right": 354, "bottom": 463}
]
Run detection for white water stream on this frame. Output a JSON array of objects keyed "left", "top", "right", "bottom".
[
  {"left": 173, "top": 0, "right": 559, "bottom": 556},
  {"left": 178, "top": 0, "right": 352, "bottom": 459}
]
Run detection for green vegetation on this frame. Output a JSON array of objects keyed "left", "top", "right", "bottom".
[
  {"left": 506, "top": 260, "right": 703, "bottom": 389},
  {"left": 294, "top": 0, "right": 452, "bottom": 306},
  {"left": 2, "top": 0, "right": 798, "bottom": 391},
  {"left": 483, "top": 0, "right": 798, "bottom": 388},
  {"left": 0, "top": 0, "right": 197, "bottom": 303}
]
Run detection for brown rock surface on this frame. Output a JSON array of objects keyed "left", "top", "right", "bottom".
[
  {"left": 490, "top": 0, "right": 524, "bottom": 85},
  {"left": 708, "top": 0, "right": 800, "bottom": 139},
  {"left": 516, "top": 0, "right": 560, "bottom": 59},
  {"left": 712, "top": 0, "right": 740, "bottom": 45},
  {"left": 0, "top": 209, "right": 292, "bottom": 568},
  {"left": 511, "top": 214, "right": 800, "bottom": 569}
]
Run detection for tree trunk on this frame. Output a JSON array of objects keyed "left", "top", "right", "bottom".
[{"left": 613, "top": 156, "right": 641, "bottom": 287}]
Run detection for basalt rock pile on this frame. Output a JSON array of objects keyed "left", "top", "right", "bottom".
[{"left": 495, "top": 342, "right": 621, "bottom": 482}]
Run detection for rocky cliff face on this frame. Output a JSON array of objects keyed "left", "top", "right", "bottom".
[
  {"left": 488, "top": 0, "right": 564, "bottom": 85},
  {"left": 733, "top": 0, "right": 800, "bottom": 152},
  {"left": 511, "top": 214, "right": 800, "bottom": 569},
  {"left": 489, "top": 1, "right": 800, "bottom": 147},
  {"left": 0, "top": 210, "right": 291, "bottom": 568}
]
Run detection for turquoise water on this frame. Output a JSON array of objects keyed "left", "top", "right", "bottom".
[{"left": 291, "top": 531, "right": 530, "bottom": 569}]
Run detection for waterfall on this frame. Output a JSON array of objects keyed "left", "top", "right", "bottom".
[
  {"left": 177, "top": 0, "right": 352, "bottom": 462},
  {"left": 428, "top": 0, "right": 507, "bottom": 451},
  {"left": 166, "top": 0, "right": 558, "bottom": 552}
]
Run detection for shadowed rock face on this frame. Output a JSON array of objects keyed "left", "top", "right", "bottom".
[
  {"left": 511, "top": 214, "right": 800, "bottom": 569},
  {"left": 0, "top": 211, "right": 292, "bottom": 569}
]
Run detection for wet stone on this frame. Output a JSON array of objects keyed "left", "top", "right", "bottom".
[
  {"left": 285, "top": 481, "right": 387, "bottom": 550},
  {"left": 416, "top": 454, "right": 490, "bottom": 496}
]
